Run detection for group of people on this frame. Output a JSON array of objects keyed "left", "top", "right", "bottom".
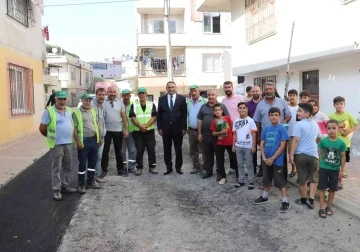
[{"left": 40, "top": 81, "right": 358, "bottom": 218}]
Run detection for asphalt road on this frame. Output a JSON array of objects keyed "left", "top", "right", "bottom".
[{"left": 1, "top": 134, "right": 360, "bottom": 252}]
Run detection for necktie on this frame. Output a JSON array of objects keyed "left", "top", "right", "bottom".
[{"left": 170, "top": 95, "right": 174, "bottom": 111}]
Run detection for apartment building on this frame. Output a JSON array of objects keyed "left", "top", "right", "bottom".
[
  {"left": 0, "top": 0, "right": 45, "bottom": 144},
  {"left": 46, "top": 47, "right": 93, "bottom": 107},
  {"left": 136, "top": 0, "right": 232, "bottom": 103},
  {"left": 90, "top": 61, "right": 123, "bottom": 80},
  {"left": 198, "top": 0, "right": 360, "bottom": 117}
]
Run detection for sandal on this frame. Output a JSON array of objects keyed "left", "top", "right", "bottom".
[
  {"left": 342, "top": 173, "right": 348, "bottom": 178},
  {"left": 325, "top": 207, "right": 333, "bottom": 216},
  {"left": 294, "top": 199, "right": 307, "bottom": 206},
  {"left": 289, "top": 171, "right": 297, "bottom": 177},
  {"left": 319, "top": 209, "right": 327, "bottom": 218}
]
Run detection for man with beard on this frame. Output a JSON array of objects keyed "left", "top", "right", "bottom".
[
  {"left": 101, "top": 86, "right": 129, "bottom": 177},
  {"left": 93, "top": 88, "right": 106, "bottom": 183},
  {"left": 198, "top": 89, "right": 230, "bottom": 179},
  {"left": 247, "top": 85, "right": 262, "bottom": 175},
  {"left": 253, "top": 82, "right": 291, "bottom": 180},
  {"left": 121, "top": 89, "right": 137, "bottom": 174}
]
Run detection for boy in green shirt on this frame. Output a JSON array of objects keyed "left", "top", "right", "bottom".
[
  {"left": 328, "top": 96, "right": 358, "bottom": 188},
  {"left": 318, "top": 119, "right": 347, "bottom": 218}
]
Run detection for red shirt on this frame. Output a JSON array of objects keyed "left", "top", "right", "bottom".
[{"left": 210, "top": 116, "right": 233, "bottom": 146}]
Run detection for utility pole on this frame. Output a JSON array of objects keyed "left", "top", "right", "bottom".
[
  {"left": 284, "top": 21, "right": 295, "bottom": 101},
  {"left": 164, "top": 0, "right": 173, "bottom": 81}
]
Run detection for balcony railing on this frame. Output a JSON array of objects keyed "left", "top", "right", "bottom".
[{"left": 138, "top": 68, "right": 185, "bottom": 77}]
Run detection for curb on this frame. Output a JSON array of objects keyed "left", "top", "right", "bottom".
[{"left": 287, "top": 179, "right": 360, "bottom": 221}]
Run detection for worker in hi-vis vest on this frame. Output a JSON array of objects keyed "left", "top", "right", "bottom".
[
  {"left": 39, "top": 90, "right": 77, "bottom": 201},
  {"left": 129, "top": 87, "right": 158, "bottom": 176},
  {"left": 121, "top": 89, "right": 137, "bottom": 173},
  {"left": 73, "top": 93, "right": 102, "bottom": 194},
  {"left": 187, "top": 85, "right": 207, "bottom": 175}
]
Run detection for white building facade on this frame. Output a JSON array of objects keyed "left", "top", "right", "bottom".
[
  {"left": 136, "top": 0, "right": 233, "bottom": 102},
  {"left": 90, "top": 61, "right": 123, "bottom": 80},
  {"left": 198, "top": 0, "right": 360, "bottom": 118}
]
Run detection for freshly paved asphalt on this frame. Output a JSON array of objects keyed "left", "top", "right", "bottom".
[{"left": 0, "top": 150, "right": 81, "bottom": 252}]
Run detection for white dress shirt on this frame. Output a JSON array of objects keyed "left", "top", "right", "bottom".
[{"left": 167, "top": 93, "right": 176, "bottom": 108}]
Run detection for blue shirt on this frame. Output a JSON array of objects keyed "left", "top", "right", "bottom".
[
  {"left": 292, "top": 119, "right": 322, "bottom": 158},
  {"left": 187, "top": 97, "right": 206, "bottom": 129},
  {"left": 41, "top": 107, "right": 73, "bottom": 145},
  {"left": 261, "top": 124, "right": 289, "bottom": 166}
]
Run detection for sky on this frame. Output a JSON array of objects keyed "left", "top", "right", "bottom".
[{"left": 42, "top": 0, "right": 137, "bottom": 62}]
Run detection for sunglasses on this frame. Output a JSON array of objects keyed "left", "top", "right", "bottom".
[{"left": 110, "top": 101, "right": 114, "bottom": 108}]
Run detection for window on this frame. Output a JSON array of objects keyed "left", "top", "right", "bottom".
[
  {"left": 7, "top": 0, "right": 29, "bottom": 27},
  {"left": 153, "top": 20, "right": 176, "bottom": 34},
  {"left": 302, "top": 70, "right": 319, "bottom": 101},
  {"left": 245, "top": 0, "right": 276, "bottom": 44},
  {"left": 9, "top": 64, "right": 34, "bottom": 115},
  {"left": 254, "top": 76, "right": 276, "bottom": 92},
  {"left": 92, "top": 63, "right": 107, "bottom": 70},
  {"left": 203, "top": 12, "right": 221, "bottom": 33},
  {"left": 71, "top": 67, "right": 76, "bottom": 80},
  {"left": 202, "top": 54, "right": 222, "bottom": 73}
]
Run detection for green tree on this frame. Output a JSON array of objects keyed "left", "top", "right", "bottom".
[{"left": 88, "top": 75, "right": 104, "bottom": 93}]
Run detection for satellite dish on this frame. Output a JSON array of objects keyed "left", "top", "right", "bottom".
[{"left": 52, "top": 48, "right": 58, "bottom": 53}]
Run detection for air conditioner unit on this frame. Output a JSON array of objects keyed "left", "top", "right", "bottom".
[{"left": 142, "top": 48, "right": 154, "bottom": 57}]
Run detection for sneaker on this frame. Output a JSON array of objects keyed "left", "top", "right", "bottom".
[
  {"left": 219, "top": 178, "right": 227, "bottom": 185},
  {"left": 118, "top": 169, "right": 129, "bottom": 177},
  {"left": 253, "top": 196, "right": 269, "bottom": 205},
  {"left": 135, "top": 169, "right": 142, "bottom": 176},
  {"left": 190, "top": 168, "right": 201, "bottom": 174},
  {"left": 86, "top": 182, "right": 101, "bottom": 189},
  {"left": 257, "top": 171, "right": 263, "bottom": 177},
  {"left": 306, "top": 199, "right": 315, "bottom": 209},
  {"left": 78, "top": 185, "right": 86, "bottom": 194},
  {"left": 99, "top": 171, "right": 107, "bottom": 179},
  {"left": 234, "top": 182, "right": 246, "bottom": 188},
  {"left": 95, "top": 177, "right": 105, "bottom": 183},
  {"left": 248, "top": 183, "right": 255, "bottom": 190},
  {"left": 61, "top": 186, "right": 77, "bottom": 193},
  {"left": 149, "top": 168, "right": 158, "bottom": 174},
  {"left": 280, "top": 202, "right": 291, "bottom": 213},
  {"left": 54, "top": 191, "right": 62, "bottom": 201},
  {"left": 216, "top": 173, "right": 222, "bottom": 182}
]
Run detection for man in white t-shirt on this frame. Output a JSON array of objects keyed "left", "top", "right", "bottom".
[{"left": 232, "top": 102, "right": 258, "bottom": 190}]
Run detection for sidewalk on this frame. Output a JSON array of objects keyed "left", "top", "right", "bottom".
[
  {"left": 288, "top": 157, "right": 360, "bottom": 220},
  {"left": 0, "top": 133, "right": 49, "bottom": 188}
]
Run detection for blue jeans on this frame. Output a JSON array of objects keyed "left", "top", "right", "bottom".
[
  {"left": 78, "top": 137, "right": 98, "bottom": 186},
  {"left": 95, "top": 137, "right": 104, "bottom": 177},
  {"left": 122, "top": 133, "right": 137, "bottom": 171},
  {"left": 236, "top": 146, "right": 254, "bottom": 184}
]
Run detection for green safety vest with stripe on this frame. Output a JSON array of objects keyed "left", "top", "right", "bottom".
[
  {"left": 74, "top": 108, "right": 100, "bottom": 145},
  {"left": 124, "top": 102, "right": 135, "bottom": 132},
  {"left": 133, "top": 101, "right": 154, "bottom": 131},
  {"left": 186, "top": 97, "right": 206, "bottom": 127},
  {"left": 46, "top": 106, "right": 74, "bottom": 149}
]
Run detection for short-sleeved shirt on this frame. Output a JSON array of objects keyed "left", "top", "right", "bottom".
[
  {"left": 92, "top": 101, "right": 106, "bottom": 137},
  {"left": 287, "top": 105, "right": 298, "bottom": 137},
  {"left": 222, "top": 94, "right": 244, "bottom": 122},
  {"left": 41, "top": 107, "right": 73, "bottom": 145},
  {"left": 233, "top": 116, "right": 257, "bottom": 148},
  {"left": 104, "top": 98, "right": 125, "bottom": 132},
  {"left": 72, "top": 108, "right": 96, "bottom": 137},
  {"left": 261, "top": 124, "right": 289, "bottom": 166},
  {"left": 312, "top": 111, "right": 328, "bottom": 123},
  {"left": 318, "top": 137, "right": 347, "bottom": 170},
  {"left": 210, "top": 116, "right": 233, "bottom": 145},
  {"left": 292, "top": 119, "right": 322, "bottom": 158},
  {"left": 247, "top": 98, "right": 262, "bottom": 118},
  {"left": 187, "top": 97, "right": 207, "bottom": 129},
  {"left": 253, "top": 98, "right": 292, "bottom": 129},
  {"left": 197, "top": 102, "right": 230, "bottom": 136},
  {"left": 328, "top": 112, "right": 358, "bottom": 147}
]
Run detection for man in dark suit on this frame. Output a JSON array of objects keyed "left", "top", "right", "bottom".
[{"left": 157, "top": 81, "right": 187, "bottom": 175}]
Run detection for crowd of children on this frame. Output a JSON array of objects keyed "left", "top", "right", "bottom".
[{"left": 209, "top": 90, "right": 358, "bottom": 217}]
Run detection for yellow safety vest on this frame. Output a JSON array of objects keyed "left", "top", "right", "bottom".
[
  {"left": 133, "top": 101, "right": 154, "bottom": 131},
  {"left": 74, "top": 108, "right": 100, "bottom": 145},
  {"left": 46, "top": 106, "right": 74, "bottom": 149}
]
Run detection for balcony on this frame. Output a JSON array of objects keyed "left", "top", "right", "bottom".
[
  {"left": 197, "top": 0, "right": 231, "bottom": 12},
  {"left": 138, "top": 33, "right": 187, "bottom": 47},
  {"left": 43, "top": 75, "right": 60, "bottom": 86},
  {"left": 136, "top": 0, "right": 185, "bottom": 14}
]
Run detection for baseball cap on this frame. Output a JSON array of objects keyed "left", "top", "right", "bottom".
[
  {"left": 56, "top": 90, "right": 68, "bottom": 99},
  {"left": 189, "top": 85, "right": 199, "bottom": 89},
  {"left": 138, "top": 87, "right": 147, "bottom": 93},
  {"left": 80, "top": 93, "right": 93, "bottom": 99},
  {"left": 122, "top": 89, "right": 131, "bottom": 95}
]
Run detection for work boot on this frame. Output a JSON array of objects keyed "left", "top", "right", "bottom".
[
  {"left": 149, "top": 168, "right": 158, "bottom": 174},
  {"left": 54, "top": 191, "right": 62, "bottom": 201},
  {"left": 61, "top": 186, "right": 77, "bottom": 193},
  {"left": 135, "top": 169, "right": 142, "bottom": 176},
  {"left": 78, "top": 185, "right": 86, "bottom": 194}
]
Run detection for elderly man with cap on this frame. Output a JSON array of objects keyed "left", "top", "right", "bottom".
[
  {"left": 187, "top": 84, "right": 207, "bottom": 174},
  {"left": 129, "top": 87, "right": 158, "bottom": 175},
  {"left": 73, "top": 93, "right": 102, "bottom": 194},
  {"left": 121, "top": 89, "right": 137, "bottom": 173},
  {"left": 39, "top": 90, "right": 77, "bottom": 201}
]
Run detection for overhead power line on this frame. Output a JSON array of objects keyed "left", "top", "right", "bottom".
[{"left": 44, "top": 0, "right": 138, "bottom": 7}]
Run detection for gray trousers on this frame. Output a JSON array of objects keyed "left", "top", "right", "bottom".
[
  {"left": 122, "top": 132, "right": 137, "bottom": 171},
  {"left": 236, "top": 146, "right": 255, "bottom": 184},
  {"left": 50, "top": 144, "right": 73, "bottom": 192},
  {"left": 188, "top": 129, "right": 205, "bottom": 169}
]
